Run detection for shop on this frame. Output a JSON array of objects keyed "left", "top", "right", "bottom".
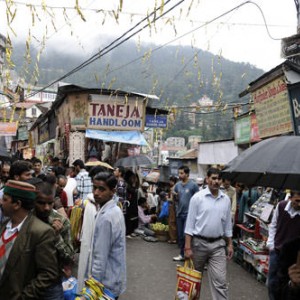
[{"left": 30, "top": 84, "right": 168, "bottom": 166}]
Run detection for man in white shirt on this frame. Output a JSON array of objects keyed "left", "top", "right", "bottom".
[
  {"left": 266, "top": 190, "right": 300, "bottom": 300},
  {"left": 184, "top": 167, "right": 233, "bottom": 300}
]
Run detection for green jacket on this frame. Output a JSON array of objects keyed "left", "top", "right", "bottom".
[
  {"left": 0, "top": 213, "right": 60, "bottom": 299},
  {"left": 48, "top": 209, "right": 74, "bottom": 266}
]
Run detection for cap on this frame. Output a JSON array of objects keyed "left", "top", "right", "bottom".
[
  {"left": 4, "top": 180, "right": 37, "bottom": 201},
  {"left": 196, "top": 177, "right": 204, "bottom": 185},
  {"left": 142, "top": 182, "right": 150, "bottom": 188}
]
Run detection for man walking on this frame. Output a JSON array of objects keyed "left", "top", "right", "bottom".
[
  {"left": 184, "top": 167, "right": 233, "bottom": 300},
  {"left": 73, "top": 159, "right": 92, "bottom": 201},
  {"left": 173, "top": 165, "right": 199, "bottom": 261},
  {"left": 0, "top": 180, "right": 59, "bottom": 299},
  {"left": 34, "top": 182, "right": 74, "bottom": 299},
  {"left": 85, "top": 172, "right": 126, "bottom": 299}
]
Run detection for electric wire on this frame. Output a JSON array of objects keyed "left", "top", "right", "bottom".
[{"left": 25, "top": 0, "right": 182, "bottom": 98}]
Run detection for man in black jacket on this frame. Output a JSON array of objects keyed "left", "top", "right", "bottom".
[{"left": 277, "top": 237, "right": 300, "bottom": 300}]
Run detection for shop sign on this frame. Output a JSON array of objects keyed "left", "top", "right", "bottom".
[
  {"left": 17, "top": 126, "right": 29, "bottom": 141},
  {"left": 0, "top": 122, "right": 17, "bottom": 136},
  {"left": 70, "top": 96, "right": 87, "bottom": 127},
  {"left": 288, "top": 86, "right": 300, "bottom": 135},
  {"left": 250, "top": 114, "right": 261, "bottom": 142},
  {"left": 235, "top": 116, "right": 251, "bottom": 144},
  {"left": 39, "top": 121, "right": 49, "bottom": 144},
  {"left": 88, "top": 95, "right": 144, "bottom": 131},
  {"left": 145, "top": 115, "right": 167, "bottom": 128},
  {"left": 252, "top": 76, "right": 293, "bottom": 138}
]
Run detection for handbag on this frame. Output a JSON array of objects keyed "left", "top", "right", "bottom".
[{"left": 175, "top": 259, "right": 202, "bottom": 300}]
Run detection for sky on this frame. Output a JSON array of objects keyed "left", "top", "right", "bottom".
[{"left": 0, "top": 0, "right": 298, "bottom": 72}]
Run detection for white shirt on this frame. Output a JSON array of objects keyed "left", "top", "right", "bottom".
[
  {"left": 266, "top": 200, "right": 300, "bottom": 250},
  {"left": 185, "top": 187, "right": 232, "bottom": 238},
  {"left": 4, "top": 216, "right": 28, "bottom": 239},
  {"left": 147, "top": 193, "right": 157, "bottom": 208},
  {"left": 64, "top": 177, "right": 77, "bottom": 207}
]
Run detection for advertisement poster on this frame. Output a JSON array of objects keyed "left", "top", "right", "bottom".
[{"left": 252, "top": 77, "right": 293, "bottom": 138}]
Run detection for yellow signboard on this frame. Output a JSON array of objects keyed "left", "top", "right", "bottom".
[{"left": 252, "top": 77, "right": 293, "bottom": 138}]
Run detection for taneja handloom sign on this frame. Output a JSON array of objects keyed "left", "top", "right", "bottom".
[{"left": 88, "top": 95, "right": 144, "bottom": 131}]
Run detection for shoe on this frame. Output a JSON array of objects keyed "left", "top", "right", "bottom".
[
  {"left": 168, "top": 240, "right": 177, "bottom": 244},
  {"left": 173, "top": 255, "right": 184, "bottom": 261},
  {"left": 130, "top": 233, "right": 138, "bottom": 237},
  {"left": 126, "top": 235, "right": 133, "bottom": 239},
  {"left": 134, "top": 229, "right": 145, "bottom": 236},
  {"left": 143, "top": 236, "right": 158, "bottom": 242}
]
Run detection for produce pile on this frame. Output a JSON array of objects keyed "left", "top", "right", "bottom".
[{"left": 150, "top": 222, "right": 169, "bottom": 232}]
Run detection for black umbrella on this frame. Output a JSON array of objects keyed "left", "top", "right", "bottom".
[
  {"left": 222, "top": 136, "right": 300, "bottom": 190},
  {"left": 115, "top": 155, "right": 155, "bottom": 168},
  {"left": 0, "top": 146, "right": 11, "bottom": 160}
]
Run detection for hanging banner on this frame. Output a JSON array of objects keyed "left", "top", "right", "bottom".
[
  {"left": 252, "top": 77, "right": 293, "bottom": 138},
  {"left": 0, "top": 122, "right": 17, "bottom": 136},
  {"left": 88, "top": 95, "right": 144, "bottom": 131}
]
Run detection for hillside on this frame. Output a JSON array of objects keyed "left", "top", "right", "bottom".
[{"left": 11, "top": 40, "right": 264, "bottom": 141}]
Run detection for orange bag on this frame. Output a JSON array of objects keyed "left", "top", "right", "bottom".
[{"left": 175, "top": 259, "right": 202, "bottom": 300}]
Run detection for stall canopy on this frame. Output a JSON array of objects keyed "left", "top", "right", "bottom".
[
  {"left": 198, "top": 140, "right": 239, "bottom": 165},
  {"left": 86, "top": 129, "right": 148, "bottom": 146}
]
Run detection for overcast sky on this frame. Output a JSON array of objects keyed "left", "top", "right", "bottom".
[{"left": 0, "top": 0, "right": 297, "bottom": 71}]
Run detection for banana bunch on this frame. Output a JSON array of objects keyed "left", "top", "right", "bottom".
[{"left": 151, "top": 222, "right": 169, "bottom": 232}]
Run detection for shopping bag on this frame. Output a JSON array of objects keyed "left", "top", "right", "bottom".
[{"left": 175, "top": 259, "right": 202, "bottom": 300}]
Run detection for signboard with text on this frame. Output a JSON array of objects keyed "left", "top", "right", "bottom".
[
  {"left": 145, "top": 115, "right": 167, "bottom": 128},
  {"left": 88, "top": 95, "right": 144, "bottom": 131},
  {"left": 235, "top": 115, "right": 251, "bottom": 144},
  {"left": 17, "top": 126, "right": 29, "bottom": 141},
  {"left": 0, "top": 122, "right": 17, "bottom": 136},
  {"left": 252, "top": 77, "right": 293, "bottom": 138},
  {"left": 288, "top": 85, "right": 300, "bottom": 135}
]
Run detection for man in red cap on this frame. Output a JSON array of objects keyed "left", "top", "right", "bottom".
[{"left": 0, "top": 180, "right": 59, "bottom": 299}]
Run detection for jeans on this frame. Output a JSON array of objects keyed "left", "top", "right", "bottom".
[
  {"left": 43, "top": 282, "right": 64, "bottom": 300},
  {"left": 268, "top": 250, "right": 280, "bottom": 300},
  {"left": 176, "top": 215, "right": 187, "bottom": 257}
]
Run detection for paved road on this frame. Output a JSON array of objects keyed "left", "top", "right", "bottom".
[{"left": 121, "top": 237, "right": 268, "bottom": 300}]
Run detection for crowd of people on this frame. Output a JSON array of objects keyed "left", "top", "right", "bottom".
[{"left": 0, "top": 157, "right": 298, "bottom": 300}]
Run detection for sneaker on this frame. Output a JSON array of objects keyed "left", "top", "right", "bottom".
[{"left": 173, "top": 254, "right": 184, "bottom": 261}]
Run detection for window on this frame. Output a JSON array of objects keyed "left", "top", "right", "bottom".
[{"left": 32, "top": 107, "right": 37, "bottom": 116}]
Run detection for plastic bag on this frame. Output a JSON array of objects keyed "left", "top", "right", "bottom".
[{"left": 62, "top": 276, "right": 77, "bottom": 300}]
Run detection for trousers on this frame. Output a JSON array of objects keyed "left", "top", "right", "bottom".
[{"left": 192, "top": 237, "right": 228, "bottom": 300}]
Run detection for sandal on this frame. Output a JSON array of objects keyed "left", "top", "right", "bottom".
[{"left": 168, "top": 240, "right": 177, "bottom": 244}]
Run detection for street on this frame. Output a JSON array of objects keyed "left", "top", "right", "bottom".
[{"left": 122, "top": 237, "right": 268, "bottom": 300}]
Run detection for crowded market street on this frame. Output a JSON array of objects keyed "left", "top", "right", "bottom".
[{"left": 122, "top": 237, "right": 268, "bottom": 300}]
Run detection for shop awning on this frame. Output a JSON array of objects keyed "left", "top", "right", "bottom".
[{"left": 85, "top": 129, "right": 148, "bottom": 146}]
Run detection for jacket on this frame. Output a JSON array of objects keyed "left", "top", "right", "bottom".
[{"left": 0, "top": 213, "right": 60, "bottom": 299}]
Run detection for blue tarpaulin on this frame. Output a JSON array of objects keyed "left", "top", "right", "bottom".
[{"left": 85, "top": 129, "right": 148, "bottom": 146}]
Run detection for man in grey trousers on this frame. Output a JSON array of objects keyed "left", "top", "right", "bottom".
[{"left": 184, "top": 167, "right": 233, "bottom": 300}]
